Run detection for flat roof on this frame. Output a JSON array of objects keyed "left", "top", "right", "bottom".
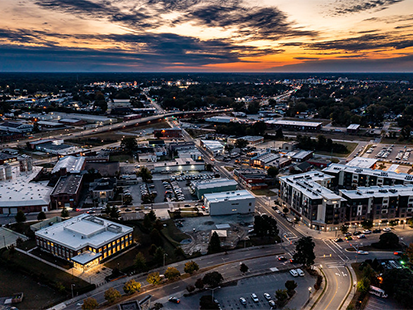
[
  {"left": 265, "top": 119, "right": 322, "bottom": 127},
  {"left": 195, "top": 178, "right": 237, "bottom": 190},
  {"left": 340, "top": 184, "right": 413, "bottom": 199},
  {"left": 347, "top": 124, "right": 360, "bottom": 130},
  {"left": 35, "top": 214, "right": 133, "bottom": 251},
  {"left": 292, "top": 150, "right": 313, "bottom": 159},
  {"left": 204, "top": 189, "right": 255, "bottom": 202},
  {"left": 238, "top": 136, "right": 264, "bottom": 142},
  {"left": 71, "top": 251, "right": 102, "bottom": 265},
  {"left": 51, "top": 175, "right": 83, "bottom": 196},
  {"left": 51, "top": 156, "right": 85, "bottom": 174},
  {"left": 346, "top": 157, "right": 377, "bottom": 168},
  {"left": 323, "top": 164, "right": 413, "bottom": 182},
  {"left": 281, "top": 176, "right": 343, "bottom": 201},
  {"left": 0, "top": 166, "right": 52, "bottom": 207}
]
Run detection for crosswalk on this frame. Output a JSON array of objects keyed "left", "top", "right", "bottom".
[{"left": 322, "top": 239, "right": 351, "bottom": 262}]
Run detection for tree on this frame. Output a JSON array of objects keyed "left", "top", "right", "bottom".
[
  {"left": 285, "top": 280, "right": 297, "bottom": 292},
  {"left": 123, "top": 279, "right": 141, "bottom": 294},
  {"left": 164, "top": 267, "right": 181, "bottom": 280},
  {"left": 254, "top": 214, "right": 279, "bottom": 239},
  {"left": 361, "top": 220, "right": 373, "bottom": 230},
  {"left": 137, "top": 166, "right": 153, "bottom": 182},
  {"left": 406, "top": 243, "right": 413, "bottom": 263},
  {"left": 146, "top": 272, "right": 162, "bottom": 285},
  {"left": 275, "top": 289, "right": 288, "bottom": 305},
  {"left": 153, "top": 247, "right": 165, "bottom": 264},
  {"left": 240, "top": 263, "right": 249, "bottom": 273},
  {"left": 195, "top": 278, "right": 204, "bottom": 290},
  {"left": 267, "top": 166, "right": 279, "bottom": 178},
  {"left": 60, "top": 208, "right": 69, "bottom": 218},
  {"left": 154, "top": 131, "right": 163, "bottom": 139},
  {"left": 82, "top": 297, "right": 99, "bottom": 310},
  {"left": 134, "top": 252, "right": 147, "bottom": 271},
  {"left": 15, "top": 210, "right": 26, "bottom": 223},
  {"left": 149, "top": 244, "right": 158, "bottom": 256},
  {"left": 293, "top": 236, "right": 316, "bottom": 267},
  {"left": 104, "top": 204, "right": 111, "bottom": 215},
  {"left": 340, "top": 225, "right": 349, "bottom": 235},
  {"left": 143, "top": 214, "right": 153, "bottom": 230},
  {"left": 382, "top": 268, "right": 413, "bottom": 308},
  {"left": 275, "top": 127, "right": 284, "bottom": 139},
  {"left": 283, "top": 207, "right": 289, "bottom": 215},
  {"left": 203, "top": 271, "right": 223, "bottom": 288},
  {"left": 184, "top": 261, "right": 199, "bottom": 275},
  {"left": 37, "top": 211, "right": 46, "bottom": 221},
  {"left": 200, "top": 295, "right": 220, "bottom": 310},
  {"left": 110, "top": 206, "right": 119, "bottom": 219},
  {"left": 208, "top": 231, "right": 222, "bottom": 254},
  {"left": 401, "top": 125, "right": 411, "bottom": 140},
  {"left": 121, "top": 137, "right": 138, "bottom": 153},
  {"left": 377, "top": 232, "right": 399, "bottom": 249},
  {"left": 148, "top": 209, "right": 157, "bottom": 221},
  {"left": 150, "top": 228, "right": 163, "bottom": 246},
  {"left": 104, "top": 287, "right": 121, "bottom": 303},
  {"left": 235, "top": 139, "right": 248, "bottom": 149},
  {"left": 225, "top": 143, "right": 234, "bottom": 153},
  {"left": 186, "top": 285, "right": 195, "bottom": 292},
  {"left": 357, "top": 277, "right": 371, "bottom": 294}
]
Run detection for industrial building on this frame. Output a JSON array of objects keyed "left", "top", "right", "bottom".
[
  {"left": 152, "top": 158, "right": 205, "bottom": 173},
  {"left": 347, "top": 124, "right": 360, "bottom": 134},
  {"left": 200, "top": 140, "right": 225, "bottom": 156},
  {"left": 153, "top": 128, "right": 182, "bottom": 138},
  {"left": 203, "top": 190, "right": 255, "bottom": 216},
  {"left": 0, "top": 165, "right": 52, "bottom": 215},
  {"left": 265, "top": 119, "right": 322, "bottom": 131},
  {"left": 193, "top": 178, "right": 238, "bottom": 199},
  {"left": 50, "top": 175, "right": 84, "bottom": 209},
  {"left": 234, "top": 168, "right": 272, "bottom": 189},
  {"left": 51, "top": 156, "right": 86, "bottom": 175},
  {"left": 205, "top": 116, "right": 234, "bottom": 123},
  {"left": 35, "top": 214, "right": 133, "bottom": 270}
]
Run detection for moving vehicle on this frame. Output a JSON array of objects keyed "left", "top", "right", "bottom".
[
  {"left": 334, "top": 238, "right": 343, "bottom": 242},
  {"left": 369, "top": 286, "right": 388, "bottom": 298},
  {"left": 289, "top": 269, "right": 298, "bottom": 277},
  {"left": 277, "top": 256, "right": 287, "bottom": 261},
  {"left": 168, "top": 297, "right": 180, "bottom": 304},
  {"left": 357, "top": 250, "right": 369, "bottom": 255},
  {"left": 251, "top": 293, "right": 259, "bottom": 303}
]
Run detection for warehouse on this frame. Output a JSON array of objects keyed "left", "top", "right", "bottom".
[
  {"left": 35, "top": 214, "right": 133, "bottom": 270},
  {"left": 193, "top": 178, "right": 238, "bottom": 199},
  {"left": 203, "top": 190, "right": 255, "bottom": 216},
  {"left": 265, "top": 119, "right": 322, "bottom": 131}
]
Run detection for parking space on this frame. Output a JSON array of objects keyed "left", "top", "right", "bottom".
[
  {"left": 160, "top": 271, "right": 314, "bottom": 310},
  {"left": 364, "top": 144, "right": 413, "bottom": 164},
  {"left": 365, "top": 295, "right": 399, "bottom": 310}
]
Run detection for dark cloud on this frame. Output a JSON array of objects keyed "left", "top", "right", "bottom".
[
  {"left": 293, "top": 57, "right": 320, "bottom": 60},
  {"left": 268, "top": 54, "right": 413, "bottom": 72},
  {"left": 332, "top": 0, "right": 404, "bottom": 15},
  {"left": 395, "top": 24, "right": 413, "bottom": 29}
]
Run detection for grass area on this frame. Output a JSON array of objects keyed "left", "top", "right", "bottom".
[
  {"left": 161, "top": 219, "right": 190, "bottom": 246},
  {"left": 0, "top": 265, "right": 65, "bottom": 310},
  {"left": 251, "top": 187, "right": 277, "bottom": 196},
  {"left": 0, "top": 248, "right": 92, "bottom": 294},
  {"left": 316, "top": 141, "right": 358, "bottom": 157},
  {"left": 224, "top": 166, "right": 235, "bottom": 172},
  {"left": 347, "top": 263, "right": 370, "bottom": 310},
  {"left": 30, "top": 248, "right": 73, "bottom": 269},
  {"left": 109, "top": 154, "right": 135, "bottom": 162}
]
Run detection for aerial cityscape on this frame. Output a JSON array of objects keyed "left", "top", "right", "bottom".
[{"left": 1, "top": 1, "right": 413, "bottom": 310}]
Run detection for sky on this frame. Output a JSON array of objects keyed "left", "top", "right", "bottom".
[{"left": 0, "top": 0, "right": 413, "bottom": 72}]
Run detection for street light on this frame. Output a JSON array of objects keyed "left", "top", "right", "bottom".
[
  {"left": 71, "top": 284, "right": 76, "bottom": 299},
  {"left": 209, "top": 286, "right": 221, "bottom": 300},
  {"left": 163, "top": 253, "right": 168, "bottom": 267},
  {"left": 308, "top": 286, "right": 312, "bottom": 299}
]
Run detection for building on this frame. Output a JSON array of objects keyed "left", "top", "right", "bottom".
[
  {"left": 205, "top": 116, "right": 234, "bottom": 123},
  {"left": 322, "top": 164, "right": 413, "bottom": 189},
  {"left": 203, "top": 190, "right": 255, "bottom": 216},
  {"left": 28, "top": 139, "right": 83, "bottom": 156},
  {"left": 279, "top": 172, "right": 345, "bottom": 230},
  {"left": 265, "top": 119, "right": 322, "bottom": 131},
  {"left": 346, "top": 157, "right": 377, "bottom": 169},
  {"left": 250, "top": 152, "right": 280, "bottom": 169},
  {"left": 237, "top": 136, "right": 264, "bottom": 145},
  {"left": 37, "top": 121, "right": 66, "bottom": 129},
  {"left": 0, "top": 121, "right": 33, "bottom": 133},
  {"left": 153, "top": 128, "right": 182, "bottom": 138},
  {"left": 35, "top": 214, "right": 133, "bottom": 270},
  {"left": 200, "top": 140, "right": 224, "bottom": 156},
  {"left": 234, "top": 168, "right": 272, "bottom": 189},
  {"left": 291, "top": 150, "right": 313, "bottom": 162},
  {"left": 340, "top": 185, "right": 413, "bottom": 226},
  {"left": 89, "top": 178, "right": 117, "bottom": 202},
  {"left": 152, "top": 158, "right": 205, "bottom": 173},
  {"left": 347, "top": 124, "right": 360, "bottom": 134},
  {"left": 118, "top": 295, "right": 151, "bottom": 310},
  {"left": 0, "top": 152, "right": 17, "bottom": 165},
  {"left": 168, "top": 141, "right": 195, "bottom": 154},
  {"left": 58, "top": 118, "right": 86, "bottom": 126},
  {"left": 51, "top": 156, "right": 86, "bottom": 175},
  {"left": 193, "top": 178, "right": 238, "bottom": 199},
  {"left": 50, "top": 175, "right": 84, "bottom": 209},
  {"left": 282, "top": 142, "right": 299, "bottom": 152},
  {"left": 52, "top": 112, "right": 115, "bottom": 126},
  {"left": 307, "top": 158, "right": 331, "bottom": 168},
  {"left": 0, "top": 165, "right": 52, "bottom": 215},
  {"left": 291, "top": 162, "right": 312, "bottom": 173}
]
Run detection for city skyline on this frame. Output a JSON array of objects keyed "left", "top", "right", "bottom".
[{"left": 1, "top": 0, "right": 413, "bottom": 72}]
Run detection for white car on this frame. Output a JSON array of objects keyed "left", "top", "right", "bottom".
[
  {"left": 357, "top": 250, "right": 369, "bottom": 255},
  {"left": 296, "top": 268, "right": 305, "bottom": 277},
  {"left": 263, "top": 293, "right": 271, "bottom": 300},
  {"left": 383, "top": 227, "right": 391, "bottom": 232},
  {"left": 289, "top": 269, "right": 298, "bottom": 277},
  {"left": 251, "top": 293, "right": 259, "bottom": 303}
]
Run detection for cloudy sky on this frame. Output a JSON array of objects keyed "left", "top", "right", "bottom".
[{"left": 0, "top": 0, "right": 413, "bottom": 72}]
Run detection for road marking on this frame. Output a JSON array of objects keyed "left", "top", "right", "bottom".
[{"left": 323, "top": 268, "right": 340, "bottom": 310}]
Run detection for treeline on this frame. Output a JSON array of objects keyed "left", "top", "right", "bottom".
[
  {"left": 215, "top": 121, "right": 267, "bottom": 137},
  {"left": 296, "top": 135, "right": 348, "bottom": 154}
]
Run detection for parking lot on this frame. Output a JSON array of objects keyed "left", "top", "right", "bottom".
[
  {"left": 162, "top": 271, "right": 315, "bottom": 310},
  {"left": 364, "top": 144, "right": 413, "bottom": 165}
]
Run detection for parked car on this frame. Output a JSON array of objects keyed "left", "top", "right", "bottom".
[
  {"left": 239, "top": 297, "right": 247, "bottom": 306},
  {"left": 168, "top": 297, "right": 180, "bottom": 304},
  {"left": 263, "top": 293, "right": 271, "bottom": 300},
  {"left": 277, "top": 256, "right": 287, "bottom": 261},
  {"left": 345, "top": 236, "right": 353, "bottom": 241},
  {"left": 357, "top": 234, "right": 366, "bottom": 239},
  {"left": 251, "top": 293, "right": 259, "bottom": 303},
  {"left": 373, "top": 229, "right": 381, "bottom": 233},
  {"left": 269, "top": 300, "right": 276, "bottom": 308},
  {"left": 296, "top": 268, "right": 305, "bottom": 277},
  {"left": 334, "top": 238, "right": 343, "bottom": 242},
  {"left": 383, "top": 227, "right": 392, "bottom": 232},
  {"left": 353, "top": 231, "right": 361, "bottom": 236},
  {"left": 344, "top": 232, "right": 352, "bottom": 237},
  {"left": 363, "top": 230, "right": 372, "bottom": 234},
  {"left": 289, "top": 269, "right": 298, "bottom": 277}
]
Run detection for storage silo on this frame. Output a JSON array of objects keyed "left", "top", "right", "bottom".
[
  {"left": 18, "top": 156, "right": 27, "bottom": 172},
  {"left": 0, "top": 166, "right": 5, "bottom": 181},
  {"left": 26, "top": 156, "right": 33, "bottom": 172}
]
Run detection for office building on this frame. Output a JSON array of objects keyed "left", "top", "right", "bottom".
[
  {"left": 203, "top": 190, "right": 255, "bottom": 216},
  {"left": 193, "top": 178, "right": 237, "bottom": 199}
]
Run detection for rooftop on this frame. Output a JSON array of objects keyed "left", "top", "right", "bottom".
[
  {"left": 0, "top": 166, "right": 52, "bottom": 207},
  {"left": 340, "top": 184, "right": 413, "bottom": 199},
  {"left": 51, "top": 156, "right": 85, "bottom": 174},
  {"left": 265, "top": 119, "right": 322, "bottom": 127},
  {"left": 204, "top": 189, "right": 255, "bottom": 202},
  {"left": 279, "top": 171, "right": 334, "bottom": 184},
  {"left": 51, "top": 174, "right": 83, "bottom": 196},
  {"left": 195, "top": 178, "right": 237, "bottom": 190},
  {"left": 347, "top": 124, "right": 361, "bottom": 130},
  {"left": 346, "top": 157, "right": 377, "bottom": 168},
  {"left": 292, "top": 150, "right": 313, "bottom": 160},
  {"left": 35, "top": 214, "right": 133, "bottom": 251}
]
